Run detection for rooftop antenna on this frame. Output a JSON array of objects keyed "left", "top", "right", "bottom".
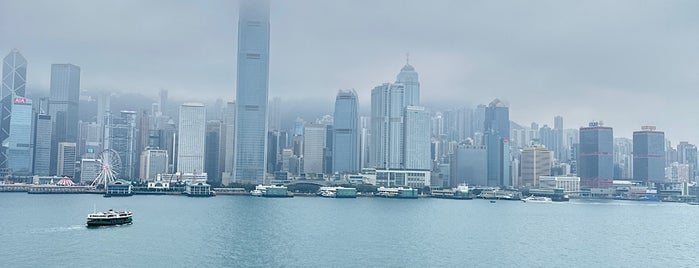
[{"left": 406, "top": 52, "right": 410, "bottom": 65}]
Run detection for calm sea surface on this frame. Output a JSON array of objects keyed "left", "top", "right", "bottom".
[{"left": 1, "top": 193, "right": 697, "bottom": 267}]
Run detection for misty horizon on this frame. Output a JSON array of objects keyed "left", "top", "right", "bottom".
[{"left": 2, "top": 0, "right": 697, "bottom": 142}]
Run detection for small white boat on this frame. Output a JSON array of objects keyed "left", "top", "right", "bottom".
[
  {"left": 250, "top": 189, "right": 263, "bottom": 197},
  {"left": 522, "top": 195, "right": 552, "bottom": 203}
]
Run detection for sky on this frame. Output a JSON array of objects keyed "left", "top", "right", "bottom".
[{"left": 1, "top": 0, "right": 698, "bottom": 142}]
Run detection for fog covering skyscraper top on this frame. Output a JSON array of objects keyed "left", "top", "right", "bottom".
[
  {"left": 49, "top": 63, "right": 80, "bottom": 175},
  {"left": 233, "top": 0, "right": 270, "bottom": 183}
]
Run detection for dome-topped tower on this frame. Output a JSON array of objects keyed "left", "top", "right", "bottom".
[{"left": 396, "top": 53, "right": 420, "bottom": 106}]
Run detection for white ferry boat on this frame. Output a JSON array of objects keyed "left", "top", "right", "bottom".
[
  {"left": 521, "top": 195, "right": 552, "bottom": 203},
  {"left": 87, "top": 209, "right": 133, "bottom": 226}
]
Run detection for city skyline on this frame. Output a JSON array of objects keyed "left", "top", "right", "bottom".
[{"left": 0, "top": 0, "right": 697, "bottom": 143}]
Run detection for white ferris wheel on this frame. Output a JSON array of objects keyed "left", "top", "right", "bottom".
[{"left": 91, "top": 149, "right": 122, "bottom": 187}]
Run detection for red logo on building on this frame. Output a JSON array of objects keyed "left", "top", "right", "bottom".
[{"left": 13, "top": 97, "right": 27, "bottom": 104}]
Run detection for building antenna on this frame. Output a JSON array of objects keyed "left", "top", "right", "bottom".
[{"left": 406, "top": 52, "right": 410, "bottom": 65}]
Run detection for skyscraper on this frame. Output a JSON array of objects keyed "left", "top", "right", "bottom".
[
  {"left": 449, "top": 141, "right": 487, "bottom": 187},
  {"left": 0, "top": 49, "right": 27, "bottom": 172},
  {"left": 205, "top": 120, "right": 222, "bottom": 184},
  {"left": 538, "top": 125, "right": 554, "bottom": 153},
  {"left": 332, "top": 90, "right": 359, "bottom": 173},
  {"left": 554, "top": 115, "right": 564, "bottom": 160},
  {"left": 578, "top": 121, "right": 613, "bottom": 188},
  {"left": 266, "top": 131, "right": 280, "bottom": 174},
  {"left": 140, "top": 148, "right": 168, "bottom": 181},
  {"left": 520, "top": 144, "right": 553, "bottom": 187},
  {"left": 233, "top": 0, "right": 270, "bottom": 183},
  {"left": 370, "top": 83, "right": 405, "bottom": 169},
  {"left": 33, "top": 114, "right": 52, "bottom": 175},
  {"left": 6, "top": 97, "right": 33, "bottom": 175},
  {"left": 396, "top": 56, "right": 420, "bottom": 106},
  {"left": 403, "top": 106, "right": 431, "bottom": 170},
  {"left": 1, "top": 49, "right": 26, "bottom": 97},
  {"left": 109, "top": 111, "right": 137, "bottom": 180},
  {"left": 633, "top": 126, "right": 665, "bottom": 183},
  {"left": 676, "top": 141, "right": 697, "bottom": 181},
  {"left": 268, "top": 97, "right": 281, "bottom": 131},
  {"left": 177, "top": 103, "right": 206, "bottom": 174},
  {"left": 222, "top": 101, "right": 236, "bottom": 185},
  {"left": 302, "top": 123, "right": 325, "bottom": 176},
  {"left": 484, "top": 99, "right": 510, "bottom": 186},
  {"left": 49, "top": 63, "right": 80, "bottom": 175},
  {"left": 57, "top": 142, "right": 77, "bottom": 178}
]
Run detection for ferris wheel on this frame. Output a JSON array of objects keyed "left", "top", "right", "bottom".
[{"left": 91, "top": 149, "right": 122, "bottom": 187}]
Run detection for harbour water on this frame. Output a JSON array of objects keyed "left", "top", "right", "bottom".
[{"left": 1, "top": 193, "right": 697, "bottom": 267}]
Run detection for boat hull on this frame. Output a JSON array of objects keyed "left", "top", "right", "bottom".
[{"left": 87, "top": 217, "right": 133, "bottom": 226}]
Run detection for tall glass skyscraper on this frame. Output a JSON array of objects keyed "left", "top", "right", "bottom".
[
  {"left": 49, "top": 63, "right": 80, "bottom": 175},
  {"left": 233, "top": 0, "right": 270, "bottom": 183},
  {"left": 0, "top": 49, "right": 27, "bottom": 172},
  {"left": 6, "top": 97, "right": 33, "bottom": 175},
  {"left": 633, "top": 126, "right": 665, "bottom": 183},
  {"left": 332, "top": 90, "right": 359, "bottom": 173},
  {"left": 484, "top": 99, "right": 510, "bottom": 187},
  {"left": 578, "top": 122, "right": 614, "bottom": 188}
]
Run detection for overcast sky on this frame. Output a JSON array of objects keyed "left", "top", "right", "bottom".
[{"left": 1, "top": 0, "right": 698, "bottom": 142}]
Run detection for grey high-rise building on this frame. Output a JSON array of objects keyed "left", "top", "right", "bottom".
[
  {"left": 57, "top": 142, "right": 77, "bottom": 178},
  {"left": 449, "top": 142, "right": 487, "bottom": 187},
  {"left": 140, "top": 147, "right": 168, "bottom": 181},
  {"left": 484, "top": 99, "right": 510, "bottom": 187},
  {"left": 370, "top": 83, "right": 405, "bottom": 169},
  {"left": 267, "top": 131, "right": 280, "bottom": 174},
  {"left": 1, "top": 49, "right": 28, "bottom": 172},
  {"left": 472, "top": 104, "right": 486, "bottom": 137},
  {"left": 554, "top": 115, "right": 564, "bottom": 160},
  {"left": 233, "top": 0, "right": 270, "bottom": 183},
  {"left": 222, "top": 102, "right": 236, "bottom": 185},
  {"left": 108, "top": 111, "right": 137, "bottom": 180},
  {"left": 538, "top": 125, "right": 554, "bottom": 152},
  {"left": 323, "top": 124, "right": 333, "bottom": 175},
  {"left": 302, "top": 123, "right": 325, "bottom": 176},
  {"left": 578, "top": 122, "right": 613, "bottom": 188},
  {"left": 33, "top": 114, "right": 52, "bottom": 175},
  {"left": 396, "top": 57, "right": 420, "bottom": 106},
  {"left": 633, "top": 126, "right": 665, "bottom": 184},
  {"left": 205, "top": 121, "right": 223, "bottom": 184},
  {"left": 177, "top": 103, "right": 206, "bottom": 174},
  {"left": 676, "top": 141, "right": 697, "bottom": 182},
  {"left": 404, "top": 106, "right": 431, "bottom": 170},
  {"left": 49, "top": 63, "right": 80, "bottom": 175},
  {"left": 159, "top": 89, "right": 168, "bottom": 116},
  {"left": 332, "top": 90, "right": 359, "bottom": 173},
  {"left": 268, "top": 97, "right": 281, "bottom": 132}
]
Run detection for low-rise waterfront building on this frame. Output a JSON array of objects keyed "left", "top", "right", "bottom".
[
  {"left": 375, "top": 169, "right": 430, "bottom": 188},
  {"left": 538, "top": 176, "right": 580, "bottom": 193}
]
